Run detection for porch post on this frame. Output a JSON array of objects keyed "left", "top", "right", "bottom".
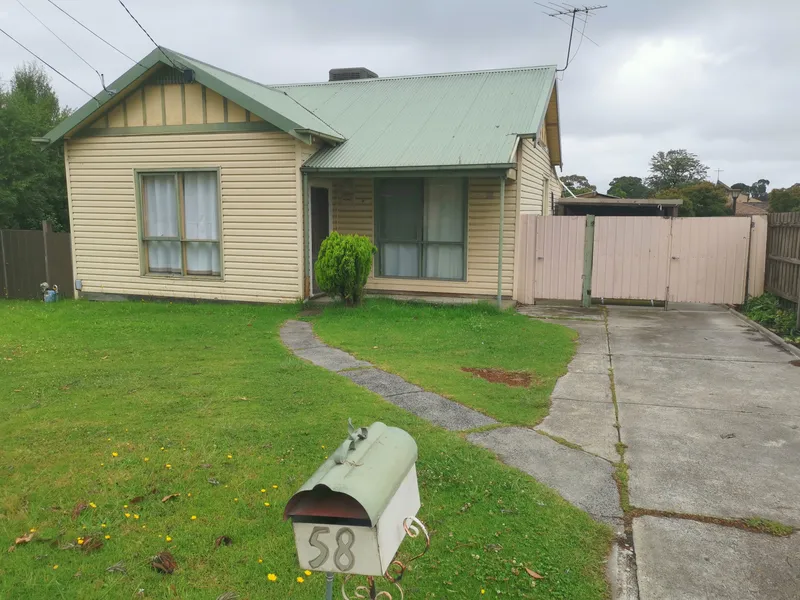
[
  {"left": 303, "top": 172, "right": 311, "bottom": 299},
  {"left": 497, "top": 176, "right": 506, "bottom": 309}
]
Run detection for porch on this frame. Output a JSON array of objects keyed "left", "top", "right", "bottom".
[{"left": 304, "top": 173, "right": 518, "bottom": 302}]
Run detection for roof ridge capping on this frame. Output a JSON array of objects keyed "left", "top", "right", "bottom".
[{"left": 272, "top": 64, "right": 558, "bottom": 88}]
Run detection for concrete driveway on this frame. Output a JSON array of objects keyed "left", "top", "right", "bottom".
[{"left": 517, "top": 303, "right": 800, "bottom": 600}]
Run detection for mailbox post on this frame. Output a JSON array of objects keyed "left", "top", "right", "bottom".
[{"left": 285, "top": 421, "right": 429, "bottom": 599}]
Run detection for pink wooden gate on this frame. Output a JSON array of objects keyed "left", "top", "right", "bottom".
[{"left": 515, "top": 215, "right": 766, "bottom": 305}]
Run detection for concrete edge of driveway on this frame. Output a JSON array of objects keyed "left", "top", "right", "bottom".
[{"left": 726, "top": 306, "right": 800, "bottom": 359}]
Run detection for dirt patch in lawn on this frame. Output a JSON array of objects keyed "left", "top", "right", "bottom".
[{"left": 461, "top": 367, "right": 535, "bottom": 387}]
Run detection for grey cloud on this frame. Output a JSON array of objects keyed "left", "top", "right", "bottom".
[{"left": 1, "top": 0, "right": 797, "bottom": 189}]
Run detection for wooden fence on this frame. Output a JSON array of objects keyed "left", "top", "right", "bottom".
[
  {"left": 765, "top": 212, "right": 800, "bottom": 326},
  {"left": 0, "top": 224, "right": 73, "bottom": 299}
]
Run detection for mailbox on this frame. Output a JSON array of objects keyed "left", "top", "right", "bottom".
[{"left": 284, "top": 421, "right": 420, "bottom": 577}]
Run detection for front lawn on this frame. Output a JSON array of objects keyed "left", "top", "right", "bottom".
[
  {"left": 0, "top": 300, "right": 609, "bottom": 599},
  {"left": 312, "top": 299, "right": 576, "bottom": 426}
]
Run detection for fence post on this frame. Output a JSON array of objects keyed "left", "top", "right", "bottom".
[
  {"left": 581, "top": 215, "right": 595, "bottom": 308},
  {"left": 0, "top": 230, "right": 7, "bottom": 298},
  {"left": 796, "top": 276, "right": 800, "bottom": 330},
  {"left": 42, "top": 220, "right": 52, "bottom": 285}
]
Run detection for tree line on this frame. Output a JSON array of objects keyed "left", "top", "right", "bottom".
[
  {"left": 1, "top": 64, "right": 70, "bottom": 231},
  {"left": 562, "top": 149, "right": 800, "bottom": 215}
]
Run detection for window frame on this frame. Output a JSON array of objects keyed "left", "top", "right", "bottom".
[
  {"left": 374, "top": 177, "right": 468, "bottom": 281},
  {"left": 135, "top": 167, "right": 224, "bottom": 279}
]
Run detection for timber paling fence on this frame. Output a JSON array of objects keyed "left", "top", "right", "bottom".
[
  {"left": 0, "top": 224, "right": 73, "bottom": 300},
  {"left": 764, "top": 212, "right": 800, "bottom": 328}
]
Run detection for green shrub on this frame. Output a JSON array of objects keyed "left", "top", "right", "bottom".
[
  {"left": 315, "top": 232, "right": 376, "bottom": 305},
  {"left": 742, "top": 293, "right": 798, "bottom": 339}
]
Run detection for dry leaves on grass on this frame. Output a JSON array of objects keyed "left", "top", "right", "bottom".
[
  {"left": 161, "top": 493, "right": 180, "bottom": 503},
  {"left": 80, "top": 537, "right": 103, "bottom": 554},
  {"left": 151, "top": 551, "right": 177, "bottom": 574},
  {"left": 524, "top": 567, "right": 544, "bottom": 580},
  {"left": 130, "top": 496, "right": 145, "bottom": 505},
  {"left": 8, "top": 531, "right": 35, "bottom": 553},
  {"left": 216, "top": 593, "right": 239, "bottom": 600},
  {"left": 214, "top": 535, "right": 232, "bottom": 548},
  {"left": 71, "top": 502, "right": 88, "bottom": 520}
]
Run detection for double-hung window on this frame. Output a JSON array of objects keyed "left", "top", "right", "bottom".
[
  {"left": 139, "top": 170, "right": 221, "bottom": 277},
  {"left": 375, "top": 178, "right": 466, "bottom": 280}
]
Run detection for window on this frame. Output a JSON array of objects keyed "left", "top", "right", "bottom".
[
  {"left": 139, "top": 170, "right": 221, "bottom": 277},
  {"left": 375, "top": 178, "right": 466, "bottom": 280}
]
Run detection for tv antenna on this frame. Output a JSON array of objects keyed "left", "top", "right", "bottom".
[{"left": 536, "top": 3, "right": 607, "bottom": 72}]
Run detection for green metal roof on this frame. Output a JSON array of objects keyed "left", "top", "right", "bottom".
[
  {"left": 43, "top": 48, "right": 557, "bottom": 171},
  {"left": 275, "top": 66, "right": 557, "bottom": 171},
  {"left": 284, "top": 422, "right": 418, "bottom": 527},
  {"left": 41, "top": 48, "right": 343, "bottom": 145}
]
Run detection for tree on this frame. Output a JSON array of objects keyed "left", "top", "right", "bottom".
[
  {"left": 731, "top": 182, "right": 751, "bottom": 195},
  {"left": 749, "top": 178, "right": 770, "bottom": 201},
  {"left": 646, "top": 149, "right": 708, "bottom": 192},
  {"left": 0, "top": 63, "right": 70, "bottom": 230},
  {"left": 607, "top": 176, "right": 651, "bottom": 199},
  {"left": 768, "top": 185, "right": 800, "bottom": 213},
  {"left": 561, "top": 174, "right": 596, "bottom": 195},
  {"left": 657, "top": 182, "right": 730, "bottom": 217}
]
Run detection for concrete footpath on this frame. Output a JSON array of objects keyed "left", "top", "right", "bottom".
[{"left": 519, "top": 303, "right": 800, "bottom": 600}]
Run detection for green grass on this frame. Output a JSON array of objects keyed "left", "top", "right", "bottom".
[
  {"left": 311, "top": 299, "right": 577, "bottom": 426},
  {"left": 744, "top": 518, "right": 795, "bottom": 537},
  {"left": 0, "top": 300, "right": 611, "bottom": 599},
  {"left": 741, "top": 293, "right": 800, "bottom": 344}
]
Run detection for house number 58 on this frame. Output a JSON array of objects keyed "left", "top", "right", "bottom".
[{"left": 308, "top": 526, "right": 356, "bottom": 571}]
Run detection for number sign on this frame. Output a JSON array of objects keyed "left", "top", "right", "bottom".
[{"left": 292, "top": 522, "right": 381, "bottom": 575}]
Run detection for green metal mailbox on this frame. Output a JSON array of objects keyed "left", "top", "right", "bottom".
[{"left": 284, "top": 421, "right": 422, "bottom": 578}]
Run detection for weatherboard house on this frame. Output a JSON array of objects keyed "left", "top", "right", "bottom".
[{"left": 40, "top": 48, "right": 562, "bottom": 303}]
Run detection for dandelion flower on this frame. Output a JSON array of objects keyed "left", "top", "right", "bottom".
[
  {"left": 296, "top": 576, "right": 305, "bottom": 583},
  {"left": 160, "top": 447, "right": 165, "bottom": 451},
  {"left": 124, "top": 513, "right": 131, "bottom": 518},
  {"left": 187, "top": 493, "right": 192, "bottom": 497},
  {"left": 260, "top": 489, "right": 266, "bottom": 493},
  {"left": 321, "top": 445, "right": 325, "bottom": 449},
  {"left": 104, "top": 535, "right": 111, "bottom": 540},
  {"left": 227, "top": 454, "right": 233, "bottom": 459},
  {"left": 258, "top": 558, "right": 263, "bottom": 563},
  {"left": 100, "top": 463, "right": 104, "bottom": 466},
  {"left": 165, "top": 464, "right": 171, "bottom": 469},
  {"left": 89, "top": 502, "right": 97, "bottom": 509},
  {"left": 107, "top": 438, "right": 111, "bottom": 441},
  {"left": 101, "top": 524, "right": 106, "bottom": 528},
  {"left": 112, "top": 452, "right": 118, "bottom": 457},
  {"left": 481, "top": 590, "right": 485, "bottom": 595},
  {"left": 264, "top": 502, "right": 270, "bottom": 507},
  {"left": 165, "top": 536, "right": 172, "bottom": 542},
  {"left": 133, "top": 514, "right": 139, "bottom": 520},
  {"left": 53, "top": 565, "right": 59, "bottom": 570},
  {"left": 267, "top": 573, "right": 277, "bottom": 582},
  {"left": 234, "top": 498, "right": 238, "bottom": 502},
  {"left": 124, "top": 505, "right": 128, "bottom": 509},
  {"left": 29, "top": 528, "right": 36, "bottom": 533},
  {"left": 304, "top": 570, "right": 312, "bottom": 576},
  {"left": 77, "top": 538, "right": 84, "bottom": 545},
  {"left": 191, "top": 516, "right": 197, "bottom": 520},
  {"left": 144, "top": 457, "right": 149, "bottom": 462},
  {"left": 272, "top": 485, "right": 278, "bottom": 489}
]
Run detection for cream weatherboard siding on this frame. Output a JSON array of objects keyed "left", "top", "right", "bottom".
[
  {"left": 327, "top": 177, "right": 517, "bottom": 297},
  {"left": 66, "top": 131, "right": 305, "bottom": 303},
  {"left": 518, "top": 137, "right": 560, "bottom": 216}
]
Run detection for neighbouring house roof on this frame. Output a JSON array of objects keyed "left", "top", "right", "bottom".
[
  {"left": 576, "top": 191, "right": 621, "bottom": 199},
  {"left": 558, "top": 197, "right": 683, "bottom": 207},
  {"left": 735, "top": 201, "right": 769, "bottom": 216},
  {"left": 273, "top": 65, "right": 558, "bottom": 171},
  {"left": 41, "top": 49, "right": 560, "bottom": 172},
  {"left": 40, "top": 48, "right": 344, "bottom": 145}
]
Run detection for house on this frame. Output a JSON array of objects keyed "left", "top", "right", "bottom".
[
  {"left": 556, "top": 191, "right": 682, "bottom": 217},
  {"left": 40, "top": 48, "right": 562, "bottom": 304}
]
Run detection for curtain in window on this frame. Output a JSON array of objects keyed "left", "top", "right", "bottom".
[
  {"left": 143, "top": 174, "right": 180, "bottom": 274},
  {"left": 378, "top": 179, "right": 422, "bottom": 277},
  {"left": 183, "top": 172, "right": 220, "bottom": 275},
  {"left": 424, "top": 178, "right": 464, "bottom": 279}
]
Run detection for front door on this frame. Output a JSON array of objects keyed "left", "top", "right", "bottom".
[{"left": 310, "top": 187, "right": 330, "bottom": 294}]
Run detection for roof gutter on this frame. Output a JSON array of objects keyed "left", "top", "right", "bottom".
[{"left": 301, "top": 163, "right": 516, "bottom": 174}]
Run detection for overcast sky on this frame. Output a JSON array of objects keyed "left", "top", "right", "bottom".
[{"left": 2, "top": 0, "right": 798, "bottom": 191}]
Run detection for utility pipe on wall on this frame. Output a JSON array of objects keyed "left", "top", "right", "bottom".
[{"left": 497, "top": 176, "right": 506, "bottom": 309}]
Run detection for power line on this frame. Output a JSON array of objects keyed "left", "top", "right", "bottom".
[
  {"left": 116, "top": 0, "right": 179, "bottom": 70},
  {"left": 44, "top": 0, "right": 147, "bottom": 69},
  {"left": 16, "top": 0, "right": 102, "bottom": 82},
  {"left": 0, "top": 25, "right": 97, "bottom": 101}
]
